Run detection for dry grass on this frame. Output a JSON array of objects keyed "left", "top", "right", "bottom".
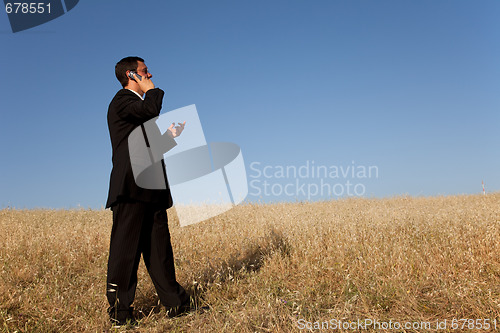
[{"left": 0, "top": 194, "right": 499, "bottom": 332}]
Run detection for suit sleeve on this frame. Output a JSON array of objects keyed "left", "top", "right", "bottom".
[{"left": 116, "top": 88, "right": 165, "bottom": 124}]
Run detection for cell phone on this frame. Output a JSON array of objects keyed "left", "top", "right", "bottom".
[{"left": 128, "top": 71, "right": 142, "bottom": 81}]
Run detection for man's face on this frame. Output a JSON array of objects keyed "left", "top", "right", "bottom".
[{"left": 135, "top": 61, "right": 152, "bottom": 79}]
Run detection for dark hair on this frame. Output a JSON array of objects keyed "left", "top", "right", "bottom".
[{"left": 115, "top": 56, "right": 145, "bottom": 87}]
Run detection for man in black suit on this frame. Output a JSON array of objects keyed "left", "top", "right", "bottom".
[{"left": 106, "top": 56, "right": 189, "bottom": 326}]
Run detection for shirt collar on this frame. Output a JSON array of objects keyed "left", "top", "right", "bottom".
[{"left": 126, "top": 89, "right": 144, "bottom": 100}]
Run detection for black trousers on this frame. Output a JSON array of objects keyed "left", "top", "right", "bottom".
[{"left": 106, "top": 201, "right": 189, "bottom": 317}]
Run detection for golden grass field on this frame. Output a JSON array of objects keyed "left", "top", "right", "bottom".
[{"left": 1, "top": 194, "right": 499, "bottom": 332}]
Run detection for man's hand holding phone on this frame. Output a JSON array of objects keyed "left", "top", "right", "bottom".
[
  {"left": 129, "top": 71, "right": 155, "bottom": 94},
  {"left": 135, "top": 73, "right": 155, "bottom": 93}
]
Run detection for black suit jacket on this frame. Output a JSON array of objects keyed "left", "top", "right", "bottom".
[{"left": 106, "top": 88, "right": 175, "bottom": 209}]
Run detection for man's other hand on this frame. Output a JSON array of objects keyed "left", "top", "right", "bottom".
[{"left": 167, "top": 121, "right": 186, "bottom": 138}]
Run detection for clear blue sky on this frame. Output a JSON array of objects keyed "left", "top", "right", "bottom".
[{"left": 1, "top": 0, "right": 499, "bottom": 208}]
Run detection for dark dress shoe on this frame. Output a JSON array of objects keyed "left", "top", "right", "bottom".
[
  {"left": 165, "top": 303, "right": 210, "bottom": 318},
  {"left": 109, "top": 307, "right": 137, "bottom": 327}
]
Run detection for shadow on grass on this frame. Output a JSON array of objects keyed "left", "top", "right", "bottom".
[
  {"left": 196, "top": 227, "right": 291, "bottom": 285},
  {"left": 133, "top": 227, "right": 291, "bottom": 319}
]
